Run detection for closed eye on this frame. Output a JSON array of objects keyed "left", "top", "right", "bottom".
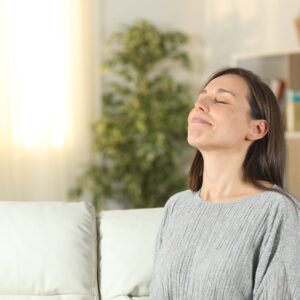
[{"left": 214, "top": 98, "right": 227, "bottom": 104}]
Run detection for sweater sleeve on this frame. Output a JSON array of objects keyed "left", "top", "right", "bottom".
[
  {"left": 152, "top": 194, "right": 177, "bottom": 264},
  {"left": 150, "top": 193, "right": 178, "bottom": 298},
  {"left": 253, "top": 197, "right": 300, "bottom": 299}
]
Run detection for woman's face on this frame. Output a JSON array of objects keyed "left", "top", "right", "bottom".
[{"left": 187, "top": 74, "right": 255, "bottom": 152}]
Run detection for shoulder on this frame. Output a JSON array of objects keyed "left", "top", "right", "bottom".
[
  {"left": 265, "top": 188, "right": 300, "bottom": 225},
  {"left": 268, "top": 188, "right": 299, "bottom": 209},
  {"left": 163, "top": 189, "right": 195, "bottom": 211},
  {"left": 157, "top": 190, "right": 194, "bottom": 227}
]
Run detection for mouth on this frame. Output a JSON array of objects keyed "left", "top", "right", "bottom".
[{"left": 190, "top": 116, "right": 212, "bottom": 125}]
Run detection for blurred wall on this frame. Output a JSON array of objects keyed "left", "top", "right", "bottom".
[{"left": 101, "top": 0, "right": 300, "bottom": 81}]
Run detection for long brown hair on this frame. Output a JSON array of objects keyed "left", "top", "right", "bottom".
[{"left": 188, "top": 67, "right": 286, "bottom": 192}]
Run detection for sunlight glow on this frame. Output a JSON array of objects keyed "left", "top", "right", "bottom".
[{"left": 6, "top": 0, "right": 70, "bottom": 149}]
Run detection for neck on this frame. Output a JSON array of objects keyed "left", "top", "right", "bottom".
[{"left": 199, "top": 149, "right": 257, "bottom": 201}]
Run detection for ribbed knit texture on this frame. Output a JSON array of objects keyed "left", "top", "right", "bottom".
[{"left": 149, "top": 189, "right": 300, "bottom": 300}]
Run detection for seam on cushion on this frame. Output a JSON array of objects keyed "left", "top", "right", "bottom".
[
  {"left": 85, "top": 200, "right": 100, "bottom": 300},
  {"left": 97, "top": 213, "right": 102, "bottom": 300}
]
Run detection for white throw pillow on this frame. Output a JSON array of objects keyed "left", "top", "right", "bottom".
[
  {"left": 99, "top": 207, "right": 163, "bottom": 300},
  {"left": 0, "top": 201, "right": 99, "bottom": 300}
]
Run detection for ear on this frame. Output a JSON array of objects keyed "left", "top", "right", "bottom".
[{"left": 246, "top": 119, "right": 268, "bottom": 141}]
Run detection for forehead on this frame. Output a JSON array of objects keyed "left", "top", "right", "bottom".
[{"left": 205, "top": 74, "right": 250, "bottom": 98}]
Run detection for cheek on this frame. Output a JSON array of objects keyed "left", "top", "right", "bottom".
[
  {"left": 223, "top": 115, "right": 250, "bottom": 137},
  {"left": 214, "top": 108, "right": 248, "bottom": 129}
]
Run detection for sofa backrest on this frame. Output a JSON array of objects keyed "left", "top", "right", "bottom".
[
  {"left": 0, "top": 201, "right": 99, "bottom": 300},
  {"left": 0, "top": 201, "right": 164, "bottom": 300},
  {"left": 98, "top": 207, "right": 163, "bottom": 300}
]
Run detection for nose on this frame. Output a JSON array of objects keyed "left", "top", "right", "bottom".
[{"left": 195, "top": 98, "right": 210, "bottom": 113}]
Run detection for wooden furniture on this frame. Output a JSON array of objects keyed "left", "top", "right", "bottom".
[{"left": 231, "top": 49, "right": 300, "bottom": 198}]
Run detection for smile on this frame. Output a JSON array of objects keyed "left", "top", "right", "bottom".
[{"left": 190, "top": 117, "right": 211, "bottom": 125}]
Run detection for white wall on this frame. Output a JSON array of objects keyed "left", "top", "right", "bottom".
[
  {"left": 101, "top": 0, "right": 202, "bottom": 38},
  {"left": 101, "top": 0, "right": 300, "bottom": 81},
  {"left": 199, "top": 0, "right": 300, "bottom": 77}
]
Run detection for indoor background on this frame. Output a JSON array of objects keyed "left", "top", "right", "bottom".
[{"left": 0, "top": 0, "right": 299, "bottom": 209}]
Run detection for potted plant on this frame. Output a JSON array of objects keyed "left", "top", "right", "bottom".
[
  {"left": 70, "top": 20, "right": 193, "bottom": 211},
  {"left": 295, "top": 13, "right": 300, "bottom": 42}
]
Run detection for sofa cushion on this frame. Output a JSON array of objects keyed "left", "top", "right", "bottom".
[
  {"left": 99, "top": 207, "right": 163, "bottom": 300},
  {"left": 0, "top": 201, "right": 99, "bottom": 300}
]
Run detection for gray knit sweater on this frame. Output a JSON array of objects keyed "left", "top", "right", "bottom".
[{"left": 149, "top": 188, "right": 300, "bottom": 299}]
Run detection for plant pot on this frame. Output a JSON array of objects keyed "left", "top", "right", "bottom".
[{"left": 295, "top": 16, "right": 300, "bottom": 43}]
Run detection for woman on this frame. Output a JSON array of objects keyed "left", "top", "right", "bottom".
[{"left": 149, "top": 67, "right": 300, "bottom": 299}]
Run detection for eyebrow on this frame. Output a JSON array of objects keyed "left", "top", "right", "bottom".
[{"left": 199, "top": 88, "right": 236, "bottom": 97}]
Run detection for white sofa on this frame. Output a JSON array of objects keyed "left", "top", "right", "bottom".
[{"left": 0, "top": 201, "right": 163, "bottom": 300}]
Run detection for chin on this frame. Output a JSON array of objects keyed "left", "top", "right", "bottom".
[
  {"left": 187, "top": 135, "right": 204, "bottom": 148},
  {"left": 187, "top": 134, "right": 216, "bottom": 152}
]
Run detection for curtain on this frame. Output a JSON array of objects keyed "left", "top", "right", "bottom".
[{"left": 0, "top": 0, "right": 100, "bottom": 201}]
